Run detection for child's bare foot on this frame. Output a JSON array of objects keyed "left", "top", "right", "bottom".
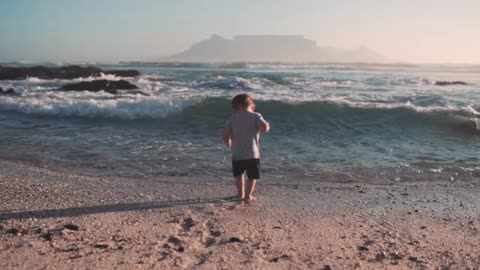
[
  {"left": 237, "top": 193, "right": 245, "bottom": 200},
  {"left": 246, "top": 195, "right": 256, "bottom": 201}
]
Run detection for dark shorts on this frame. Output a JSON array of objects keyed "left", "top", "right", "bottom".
[{"left": 232, "top": 159, "right": 260, "bottom": 179}]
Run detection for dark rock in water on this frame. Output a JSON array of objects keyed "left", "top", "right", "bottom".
[
  {"left": 435, "top": 81, "right": 468, "bottom": 86},
  {"left": 60, "top": 79, "right": 138, "bottom": 94},
  {"left": 321, "top": 265, "right": 332, "bottom": 270},
  {"left": 0, "top": 65, "right": 96, "bottom": 80},
  {"left": 64, "top": 224, "right": 79, "bottom": 231},
  {"left": 0, "top": 65, "right": 140, "bottom": 80},
  {"left": 0, "top": 87, "right": 15, "bottom": 95},
  {"left": 104, "top": 69, "right": 140, "bottom": 77},
  {"left": 177, "top": 246, "right": 185, "bottom": 252}
]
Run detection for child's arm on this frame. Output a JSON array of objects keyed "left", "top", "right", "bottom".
[
  {"left": 260, "top": 121, "right": 270, "bottom": 133},
  {"left": 222, "top": 127, "right": 232, "bottom": 148},
  {"left": 256, "top": 113, "right": 270, "bottom": 134}
]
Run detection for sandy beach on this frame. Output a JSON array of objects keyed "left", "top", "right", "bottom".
[
  {"left": 0, "top": 160, "right": 479, "bottom": 269},
  {"left": 2, "top": 0, "right": 480, "bottom": 269}
]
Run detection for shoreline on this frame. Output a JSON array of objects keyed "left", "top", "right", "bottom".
[{"left": 1, "top": 160, "right": 480, "bottom": 269}]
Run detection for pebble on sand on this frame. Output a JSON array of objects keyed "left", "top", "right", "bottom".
[
  {"left": 64, "top": 224, "right": 80, "bottom": 231},
  {"left": 167, "top": 236, "right": 182, "bottom": 245},
  {"left": 94, "top": 243, "right": 110, "bottom": 249},
  {"left": 358, "top": 245, "right": 369, "bottom": 251},
  {"left": 228, "top": 237, "right": 242, "bottom": 243},
  {"left": 5, "top": 228, "right": 20, "bottom": 235}
]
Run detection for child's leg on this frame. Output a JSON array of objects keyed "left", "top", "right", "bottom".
[
  {"left": 235, "top": 173, "right": 245, "bottom": 199},
  {"left": 245, "top": 178, "right": 257, "bottom": 201}
]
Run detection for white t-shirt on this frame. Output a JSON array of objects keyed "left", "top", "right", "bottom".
[{"left": 225, "top": 110, "right": 268, "bottom": 160}]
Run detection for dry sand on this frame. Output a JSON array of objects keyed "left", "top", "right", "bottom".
[{"left": 1, "top": 160, "right": 480, "bottom": 269}]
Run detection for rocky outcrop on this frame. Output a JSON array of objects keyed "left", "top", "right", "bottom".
[
  {"left": 60, "top": 80, "right": 138, "bottom": 94},
  {"left": 0, "top": 65, "right": 140, "bottom": 80},
  {"left": 0, "top": 87, "right": 15, "bottom": 95},
  {"left": 105, "top": 70, "right": 141, "bottom": 77},
  {"left": 434, "top": 81, "right": 468, "bottom": 86}
]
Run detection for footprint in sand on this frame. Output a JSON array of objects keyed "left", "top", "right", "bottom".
[
  {"left": 205, "top": 237, "right": 216, "bottom": 247},
  {"left": 181, "top": 217, "right": 196, "bottom": 232},
  {"left": 201, "top": 220, "right": 223, "bottom": 248}
]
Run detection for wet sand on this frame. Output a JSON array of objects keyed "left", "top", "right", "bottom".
[{"left": 1, "top": 160, "right": 480, "bottom": 269}]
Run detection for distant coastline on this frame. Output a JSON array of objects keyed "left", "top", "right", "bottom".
[{"left": 163, "top": 34, "right": 387, "bottom": 63}]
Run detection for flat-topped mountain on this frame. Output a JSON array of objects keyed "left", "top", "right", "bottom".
[{"left": 167, "top": 35, "right": 386, "bottom": 62}]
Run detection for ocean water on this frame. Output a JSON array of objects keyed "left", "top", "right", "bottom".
[{"left": 0, "top": 63, "right": 479, "bottom": 183}]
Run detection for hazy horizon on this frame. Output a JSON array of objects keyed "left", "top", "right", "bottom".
[{"left": 1, "top": 0, "right": 480, "bottom": 64}]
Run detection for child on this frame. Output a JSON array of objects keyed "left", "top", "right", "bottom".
[{"left": 222, "top": 94, "right": 270, "bottom": 201}]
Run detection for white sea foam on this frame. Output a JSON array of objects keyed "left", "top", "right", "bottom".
[
  {"left": 429, "top": 168, "right": 444, "bottom": 173},
  {"left": 465, "top": 105, "right": 480, "bottom": 115},
  {"left": 136, "top": 77, "right": 166, "bottom": 91},
  {"left": 21, "top": 73, "right": 128, "bottom": 84},
  {"left": 26, "top": 77, "right": 51, "bottom": 84},
  {"left": 71, "top": 73, "right": 125, "bottom": 82},
  {"left": 0, "top": 92, "right": 201, "bottom": 119}
]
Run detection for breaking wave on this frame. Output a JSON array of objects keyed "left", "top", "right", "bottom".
[{"left": 1, "top": 94, "right": 479, "bottom": 134}]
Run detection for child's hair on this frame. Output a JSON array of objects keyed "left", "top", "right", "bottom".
[{"left": 232, "top": 94, "right": 255, "bottom": 110}]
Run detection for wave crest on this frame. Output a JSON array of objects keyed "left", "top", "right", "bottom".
[
  {"left": 1, "top": 94, "right": 479, "bottom": 134},
  {"left": 0, "top": 93, "right": 200, "bottom": 119}
]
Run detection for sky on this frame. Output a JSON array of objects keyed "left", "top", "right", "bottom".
[{"left": 0, "top": 0, "right": 479, "bottom": 63}]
